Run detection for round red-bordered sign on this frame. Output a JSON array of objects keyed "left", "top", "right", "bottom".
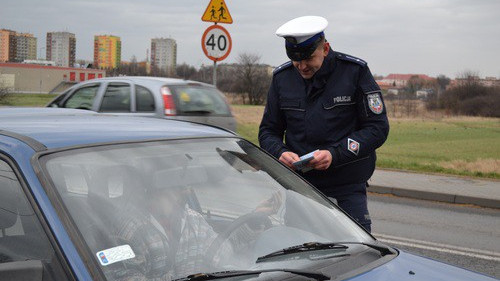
[{"left": 201, "top": 25, "right": 232, "bottom": 62}]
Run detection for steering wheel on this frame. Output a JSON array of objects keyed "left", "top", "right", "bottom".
[{"left": 205, "top": 212, "right": 272, "bottom": 263}]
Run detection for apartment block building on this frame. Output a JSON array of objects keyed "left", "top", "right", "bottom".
[
  {"left": 151, "top": 38, "right": 177, "bottom": 75},
  {"left": 46, "top": 31, "right": 76, "bottom": 67},
  {"left": 94, "top": 35, "right": 121, "bottom": 69},
  {"left": 16, "top": 33, "right": 37, "bottom": 62},
  {"left": 0, "top": 29, "right": 17, "bottom": 63}
]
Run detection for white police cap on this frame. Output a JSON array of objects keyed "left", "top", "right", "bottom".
[
  {"left": 276, "top": 16, "right": 328, "bottom": 44},
  {"left": 275, "top": 16, "right": 328, "bottom": 61}
]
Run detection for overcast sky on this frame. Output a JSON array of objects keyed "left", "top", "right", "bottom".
[{"left": 1, "top": 0, "right": 499, "bottom": 78}]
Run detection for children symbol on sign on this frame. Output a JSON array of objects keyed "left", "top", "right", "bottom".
[
  {"left": 210, "top": 6, "right": 216, "bottom": 20},
  {"left": 218, "top": 2, "right": 227, "bottom": 21}
]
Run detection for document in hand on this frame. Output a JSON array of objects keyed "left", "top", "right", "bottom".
[{"left": 292, "top": 149, "right": 318, "bottom": 173}]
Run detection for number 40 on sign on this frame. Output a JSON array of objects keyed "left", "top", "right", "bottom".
[{"left": 201, "top": 25, "right": 232, "bottom": 62}]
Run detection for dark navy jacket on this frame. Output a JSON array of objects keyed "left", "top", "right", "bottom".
[{"left": 259, "top": 50, "right": 389, "bottom": 194}]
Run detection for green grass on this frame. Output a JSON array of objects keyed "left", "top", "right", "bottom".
[
  {"left": 376, "top": 119, "right": 500, "bottom": 179},
  {"left": 237, "top": 123, "right": 260, "bottom": 144},
  {"left": 0, "top": 93, "right": 58, "bottom": 107}
]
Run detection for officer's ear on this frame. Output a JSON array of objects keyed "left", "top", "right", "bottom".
[{"left": 322, "top": 41, "right": 330, "bottom": 56}]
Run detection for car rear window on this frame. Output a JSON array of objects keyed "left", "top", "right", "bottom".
[{"left": 169, "top": 85, "right": 231, "bottom": 116}]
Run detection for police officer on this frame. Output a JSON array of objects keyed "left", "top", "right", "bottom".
[{"left": 259, "top": 16, "right": 389, "bottom": 232}]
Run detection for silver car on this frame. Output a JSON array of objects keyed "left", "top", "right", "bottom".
[{"left": 47, "top": 76, "right": 237, "bottom": 131}]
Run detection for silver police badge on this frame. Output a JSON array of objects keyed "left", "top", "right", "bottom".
[{"left": 367, "top": 93, "right": 384, "bottom": 114}]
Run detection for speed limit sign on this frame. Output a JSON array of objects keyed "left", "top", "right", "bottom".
[{"left": 201, "top": 25, "right": 232, "bottom": 61}]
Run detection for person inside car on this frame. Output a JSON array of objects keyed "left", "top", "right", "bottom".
[{"left": 107, "top": 184, "right": 283, "bottom": 281}]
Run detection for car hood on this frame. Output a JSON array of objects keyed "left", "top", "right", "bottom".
[{"left": 346, "top": 250, "right": 497, "bottom": 281}]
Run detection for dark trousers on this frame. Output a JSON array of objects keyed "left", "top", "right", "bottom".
[{"left": 324, "top": 183, "right": 371, "bottom": 232}]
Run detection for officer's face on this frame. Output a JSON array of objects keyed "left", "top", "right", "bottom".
[{"left": 292, "top": 42, "right": 330, "bottom": 79}]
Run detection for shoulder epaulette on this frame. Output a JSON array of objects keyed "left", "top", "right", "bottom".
[
  {"left": 273, "top": 61, "right": 293, "bottom": 75},
  {"left": 335, "top": 52, "right": 367, "bottom": 66}
]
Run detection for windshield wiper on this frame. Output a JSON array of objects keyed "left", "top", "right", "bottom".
[
  {"left": 256, "top": 241, "right": 394, "bottom": 263},
  {"left": 337, "top": 242, "right": 395, "bottom": 256},
  {"left": 256, "top": 242, "right": 348, "bottom": 263},
  {"left": 173, "top": 269, "right": 330, "bottom": 281}
]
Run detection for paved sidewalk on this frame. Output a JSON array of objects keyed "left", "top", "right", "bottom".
[{"left": 368, "top": 169, "right": 500, "bottom": 209}]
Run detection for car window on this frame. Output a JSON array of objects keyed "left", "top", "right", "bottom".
[
  {"left": 100, "top": 83, "right": 131, "bottom": 112},
  {"left": 64, "top": 84, "right": 100, "bottom": 109},
  {"left": 0, "top": 158, "right": 70, "bottom": 280},
  {"left": 169, "top": 85, "right": 231, "bottom": 115},
  {"left": 136, "top": 85, "right": 155, "bottom": 112},
  {"left": 48, "top": 89, "right": 70, "bottom": 108}
]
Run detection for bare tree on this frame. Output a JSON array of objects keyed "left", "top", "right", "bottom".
[
  {"left": 434, "top": 70, "right": 500, "bottom": 117},
  {"left": 130, "top": 55, "right": 139, "bottom": 75},
  {"left": 405, "top": 75, "right": 425, "bottom": 95},
  {"left": 233, "top": 53, "right": 271, "bottom": 105},
  {"left": 436, "top": 74, "right": 451, "bottom": 93},
  {"left": 175, "top": 63, "right": 198, "bottom": 80}
]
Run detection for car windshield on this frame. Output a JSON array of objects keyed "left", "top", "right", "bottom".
[
  {"left": 169, "top": 85, "right": 232, "bottom": 115},
  {"left": 41, "top": 138, "right": 372, "bottom": 281}
]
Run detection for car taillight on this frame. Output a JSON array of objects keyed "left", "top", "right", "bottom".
[{"left": 161, "top": 86, "right": 176, "bottom": 116}]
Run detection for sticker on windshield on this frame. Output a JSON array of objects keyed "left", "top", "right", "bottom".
[{"left": 96, "top": 245, "right": 136, "bottom": 266}]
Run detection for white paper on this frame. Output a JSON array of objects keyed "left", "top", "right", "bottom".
[{"left": 96, "top": 244, "right": 136, "bottom": 266}]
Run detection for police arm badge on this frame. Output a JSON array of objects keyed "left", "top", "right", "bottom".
[
  {"left": 367, "top": 92, "right": 384, "bottom": 114},
  {"left": 347, "top": 138, "right": 360, "bottom": 155}
]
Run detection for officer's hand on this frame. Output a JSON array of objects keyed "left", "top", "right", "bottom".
[
  {"left": 309, "top": 150, "right": 332, "bottom": 170},
  {"left": 279, "top": 151, "right": 300, "bottom": 170}
]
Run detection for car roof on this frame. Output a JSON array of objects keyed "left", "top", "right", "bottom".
[
  {"left": 0, "top": 108, "right": 235, "bottom": 150},
  {"left": 79, "top": 76, "right": 215, "bottom": 88}
]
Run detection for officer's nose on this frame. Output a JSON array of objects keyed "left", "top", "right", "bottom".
[{"left": 296, "top": 60, "right": 307, "bottom": 70}]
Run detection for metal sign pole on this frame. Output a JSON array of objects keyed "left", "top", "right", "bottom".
[
  {"left": 213, "top": 60, "right": 217, "bottom": 86},
  {"left": 213, "top": 22, "right": 218, "bottom": 86}
]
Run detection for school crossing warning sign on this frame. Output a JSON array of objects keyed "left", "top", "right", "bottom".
[{"left": 201, "top": 0, "right": 233, "bottom": 24}]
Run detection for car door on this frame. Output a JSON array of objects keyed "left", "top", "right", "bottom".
[
  {"left": 97, "top": 82, "right": 134, "bottom": 115},
  {"left": 0, "top": 156, "right": 74, "bottom": 280}
]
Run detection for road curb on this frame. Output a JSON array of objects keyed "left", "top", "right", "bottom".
[{"left": 368, "top": 185, "right": 500, "bottom": 209}]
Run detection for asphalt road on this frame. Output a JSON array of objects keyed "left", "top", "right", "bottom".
[{"left": 369, "top": 193, "right": 500, "bottom": 279}]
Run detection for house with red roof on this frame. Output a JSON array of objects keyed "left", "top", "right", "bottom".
[{"left": 377, "top": 74, "right": 434, "bottom": 87}]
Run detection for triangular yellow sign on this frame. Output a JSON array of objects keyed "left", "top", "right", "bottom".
[{"left": 202, "top": 0, "right": 233, "bottom": 24}]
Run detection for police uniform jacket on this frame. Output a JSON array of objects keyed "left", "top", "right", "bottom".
[{"left": 259, "top": 50, "right": 389, "bottom": 193}]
